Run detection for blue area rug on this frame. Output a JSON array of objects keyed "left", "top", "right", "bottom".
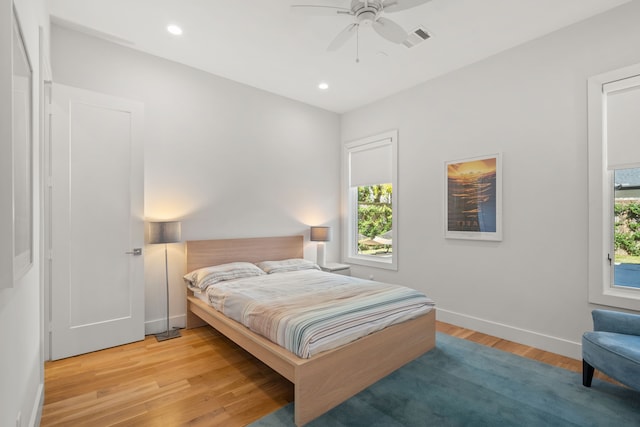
[{"left": 249, "top": 332, "right": 640, "bottom": 426}]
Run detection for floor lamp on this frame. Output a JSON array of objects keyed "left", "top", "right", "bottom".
[{"left": 149, "top": 221, "right": 182, "bottom": 341}]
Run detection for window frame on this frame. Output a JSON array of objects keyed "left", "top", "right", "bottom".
[
  {"left": 342, "top": 130, "right": 398, "bottom": 270},
  {"left": 588, "top": 63, "right": 640, "bottom": 310}
]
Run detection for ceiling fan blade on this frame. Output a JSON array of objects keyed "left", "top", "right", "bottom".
[
  {"left": 372, "top": 17, "right": 407, "bottom": 44},
  {"left": 383, "top": 0, "right": 431, "bottom": 13},
  {"left": 327, "top": 23, "right": 357, "bottom": 51},
  {"left": 290, "top": 5, "right": 351, "bottom": 16}
]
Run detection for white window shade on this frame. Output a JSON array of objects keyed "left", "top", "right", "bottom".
[
  {"left": 349, "top": 140, "right": 392, "bottom": 187},
  {"left": 606, "top": 76, "right": 640, "bottom": 170}
]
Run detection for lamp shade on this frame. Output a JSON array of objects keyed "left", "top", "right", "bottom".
[
  {"left": 148, "top": 221, "right": 181, "bottom": 244},
  {"left": 310, "top": 226, "right": 331, "bottom": 242}
]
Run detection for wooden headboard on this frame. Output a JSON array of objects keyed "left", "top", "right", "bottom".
[{"left": 185, "top": 235, "right": 304, "bottom": 272}]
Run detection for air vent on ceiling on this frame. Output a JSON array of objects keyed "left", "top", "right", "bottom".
[{"left": 403, "top": 26, "right": 431, "bottom": 48}]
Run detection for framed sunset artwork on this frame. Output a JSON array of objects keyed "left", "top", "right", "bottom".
[{"left": 445, "top": 153, "right": 502, "bottom": 241}]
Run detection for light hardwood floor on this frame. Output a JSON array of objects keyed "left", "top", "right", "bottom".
[{"left": 41, "top": 322, "right": 612, "bottom": 426}]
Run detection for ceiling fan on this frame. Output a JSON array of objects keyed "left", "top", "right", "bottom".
[{"left": 292, "top": 0, "right": 432, "bottom": 51}]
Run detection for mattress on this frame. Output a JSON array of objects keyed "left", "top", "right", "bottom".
[{"left": 196, "top": 269, "right": 435, "bottom": 358}]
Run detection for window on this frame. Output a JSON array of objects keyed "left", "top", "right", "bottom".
[
  {"left": 343, "top": 130, "right": 397, "bottom": 270},
  {"left": 588, "top": 64, "right": 640, "bottom": 310},
  {"left": 613, "top": 168, "right": 640, "bottom": 290}
]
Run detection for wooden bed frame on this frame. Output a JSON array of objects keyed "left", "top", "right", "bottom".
[{"left": 185, "top": 236, "right": 436, "bottom": 426}]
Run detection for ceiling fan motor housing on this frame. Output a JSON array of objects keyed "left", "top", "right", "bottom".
[
  {"left": 358, "top": 10, "right": 377, "bottom": 24},
  {"left": 352, "top": 0, "right": 383, "bottom": 24}
]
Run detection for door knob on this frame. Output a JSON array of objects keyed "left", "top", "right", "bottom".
[{"left": 125, "top": 248, "right": 142, "bottom": 255}]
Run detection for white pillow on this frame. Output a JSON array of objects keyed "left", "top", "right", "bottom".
[
  {"left": 256, "top": 258, "right": 320, "bottom": 274},
  {"left": 184, "top": 262, "right": 265, "bottom": 291}
]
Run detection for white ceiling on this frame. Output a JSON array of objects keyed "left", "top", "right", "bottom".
[{"left": 47, "top": 0, "right": 629, "bottom": 113}]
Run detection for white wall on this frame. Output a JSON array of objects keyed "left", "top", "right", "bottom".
[
  {"left": 0, "top": 0, "right": 49, "bottom": 426},
  {"left": 47, "top": 1, "right": 640, "bottom": 362},
  {"left": 341, "top": 1, "right": 640, "bottom": 359},
  {"left": 50, "top": 26, "right": 341, "bottom": 334}
]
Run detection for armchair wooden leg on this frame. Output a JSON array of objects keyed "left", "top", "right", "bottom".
[{"left": 583, "top": 360, "right": 595, "bottom": 387}]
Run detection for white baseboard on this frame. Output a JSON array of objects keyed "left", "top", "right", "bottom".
[
  {"left": 436, "top": 308, "right": 582, "bottom": 360},
  {"left": 144, "top": 313, "right": 186, "bottom": 335},
  {"left": 145, "top": 309, "right": 583, "bottom": 358},
  {"left": 29, "top": 382, "right": 44, "bottom": 427}
]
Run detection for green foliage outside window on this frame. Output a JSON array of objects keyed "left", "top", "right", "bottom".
[
  {"left": 614, "top": 202, "right": 640, "bottom": 257},
  {"left": 358, "top": 184, "right": 392, "bottom": 246}
]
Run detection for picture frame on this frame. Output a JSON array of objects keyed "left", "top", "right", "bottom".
[{"left": 445, "top": 153, "right": 502, "bottom": 241}]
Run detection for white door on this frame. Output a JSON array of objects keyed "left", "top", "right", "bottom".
[{"left": 50, "top": 83, "right": 144, "bottom": 360}]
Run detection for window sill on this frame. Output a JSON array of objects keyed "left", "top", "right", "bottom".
[
  {"left": 344, "top": 254, "right": 397, "bottom": 271},
  {"left": 589, "top": 286, "right": 640, "bottom": 311}
]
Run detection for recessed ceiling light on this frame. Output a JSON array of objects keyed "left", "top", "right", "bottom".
[
  {"left": 318, "top": 82, "right": 329, "bottom": 90},
  {"left": 167, "top": 24, "right": 183, "bottom": 36}
]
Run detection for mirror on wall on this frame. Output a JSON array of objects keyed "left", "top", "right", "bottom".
[{"left": 11, "top": 5, "right": 33, "bottom": 282}]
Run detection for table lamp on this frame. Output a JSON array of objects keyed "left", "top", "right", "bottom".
[{"left": 310, "top": 226, "right": 331, "bottom": 267}]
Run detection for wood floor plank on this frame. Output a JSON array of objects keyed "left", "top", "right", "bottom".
[
  {"left": 42, "top": 327, "right": 293, "bottom": 426},
  {"left": 42, "top": 321, "right": 614, "bottom": 426}
]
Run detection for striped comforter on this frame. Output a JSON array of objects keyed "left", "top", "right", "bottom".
[{"left": 203, "top": 269, "right": 435, "bottom": 358}]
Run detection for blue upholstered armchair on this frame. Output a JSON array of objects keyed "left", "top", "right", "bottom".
[{"left": 582, "top": 309, "right": 640, "bottom": 391}]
